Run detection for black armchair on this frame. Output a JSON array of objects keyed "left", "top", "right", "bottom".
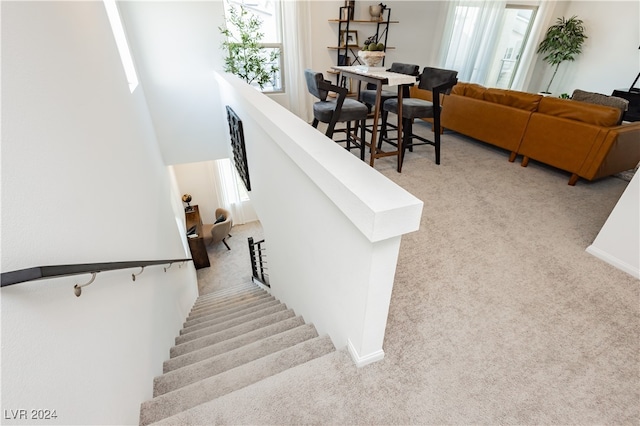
[
  {"left": 305, "top": 69, "right": 369, "bottom": 160},
  {"left": 381, "top": 67, "right": 458, "bottom": 167}
]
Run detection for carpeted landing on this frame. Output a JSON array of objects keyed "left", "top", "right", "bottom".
[{"left": 138, "top": 282, "right": 335, "bottom": 425}]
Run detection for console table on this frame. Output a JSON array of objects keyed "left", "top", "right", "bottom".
[{"left": 185, "top": 205, "right": 210, "bottom": 269}]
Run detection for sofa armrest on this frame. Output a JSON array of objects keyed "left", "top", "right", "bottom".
[{"left": 579, "top": 122, "right": 640, "bottom": 181}]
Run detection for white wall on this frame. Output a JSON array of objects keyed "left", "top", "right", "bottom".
[
  {"left": 527, "top": 1, "right": 640, "bottom": 95},
  {"left": 587, "top": 172, "right": 640, "bottom": 279},
  {"left": 1, "top": 2, "right": 198, "bottom": 424},
  {"left": 171, "top": 161, "right": 222, "bottom": 224},
  {"left": 119, "top": 1, "right": 230, "bottom": 165},
  {"left": 216, "top": 72, "right": 423, "bottom": 366}
]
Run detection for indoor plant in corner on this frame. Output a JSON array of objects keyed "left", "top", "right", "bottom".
[
  {"left": 219, "top": 3, "right": 279, "bottom": 90},
  {"left": 536, "top": 15, "right": 587, "bottom": 94}
]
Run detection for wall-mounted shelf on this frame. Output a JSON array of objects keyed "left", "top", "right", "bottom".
[
  {"left": 328, "top": 19, "right": 399, "bottom": 24},
  {"left": 327, "top": 46, "right": 395, "bottom": 50}
]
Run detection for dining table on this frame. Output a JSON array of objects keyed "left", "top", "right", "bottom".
[{"left": 330, "top": 65, "right": 418, "bottom": 172}]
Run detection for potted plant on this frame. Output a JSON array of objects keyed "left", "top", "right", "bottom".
[
  {"left": 536, "top": 15, "right": 587, "bottom": 94},
  {"left": 219, "top": 3, "right": 279, "bottom": 90}
]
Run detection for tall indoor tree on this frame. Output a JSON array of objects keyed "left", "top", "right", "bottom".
[{"left": 536, "top": 15, "right": 587, "bottom": 93}]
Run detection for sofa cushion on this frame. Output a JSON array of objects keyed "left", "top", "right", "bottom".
[
  {"left": 450, "top": 83, "right": 465, "bottom": 96},
  {"left": 483, "top": 88, "right": 509, "bottom": 104},
  {"left": 572, "top": 89, "right": 629, "bottom": 111},
  {"left": 483, "top": 89, "right": 542, "bottom": 112},
  {"left": 506, "top": 91, "right": 543, "bottom": 112},
  {"left": 571, "top": 89, "right": 629, "bottom": 125},
  {"left": 537, "top": 96, "right": 621, "bottom": 127},
  {"left": 463, "top": 83, "right": 487, "bottom": 100}
]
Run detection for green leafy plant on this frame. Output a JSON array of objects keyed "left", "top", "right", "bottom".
[
  {"left": 536, "top": 16, "right": 587, "bottom": 93},
  {"left": 559, "top": 93, "right": 570, "bottom": 99},
  {"left": 219, "top": 3, "right": 279, "bottom": 90}
]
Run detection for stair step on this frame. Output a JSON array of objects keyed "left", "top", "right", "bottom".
[
  {"left": 196, "top": 282, "right": 258, "bottom": 302},
  {"left": 170, "top": 309, "right": 296, "bottom": 358},
  {"left": 176, "top": 303, "right": 288, "bottom": 345},
  {"left": 152, "top": 351, "right": 344, "bottom": 425},
  {"left": 191, "top": 287, "right": 266, "bottom": 312},
  {"left": 164, "top": 316, "right": 307, "bottom": 373},
  {"left": 187, "top": 294, "right": 275, "bottom": 321},
  {"left": 183, "top": 297, "right": 278, "bottom": 329},
  {"left": 181, "top": 299, "right": 282, "bottom": 336},
  {"left": 185, "top": 295, "right": 275, "bottom": 322},
  {"left": 155, "top": 323, "right": 319, "bottom": 396},
  {"left": 139, "top": 335, "right": 335, "bottom": 426}
]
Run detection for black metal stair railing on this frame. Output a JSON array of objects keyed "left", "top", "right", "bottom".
[{"left": 248, "top": 237, "right": 269, "bottom": 287}]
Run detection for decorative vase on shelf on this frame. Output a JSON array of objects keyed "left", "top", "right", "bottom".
[
  {"left": 369, "top": 4, "right": 383, "bottom": 21},
  {"left": 358, "top": 50, "right": 385, "bottom": 67}
]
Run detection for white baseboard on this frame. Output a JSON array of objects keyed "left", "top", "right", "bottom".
[
  {"left": 586, "top": 245, "right": 639, "bottom": 279},
  {"left": 347, "top": 339, "right": 385, "bottom": 368}
]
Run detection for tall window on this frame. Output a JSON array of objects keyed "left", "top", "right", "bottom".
[
  {"left": 486, "top": 6, "right": 537, "bottom": 89},
  {"left": 440, "top": 1, "right": 537, "bottom": 90},
  {"left": 223, "top": 0, "right": 283, "bottom": 92}
]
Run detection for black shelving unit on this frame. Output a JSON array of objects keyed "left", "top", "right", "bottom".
[{"left": 328, "top": 5, "right": 396, "bottom": 82}]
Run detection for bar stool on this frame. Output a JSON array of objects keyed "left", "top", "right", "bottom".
[
  {"left": 305, "top": 69, "right": 369, "bottom": 160},
  {"left": 359, "top": 63, "right": 420, "bottom": 143},
  {"left": 381, "top": 67, "right": 458, "bottom": 167}
]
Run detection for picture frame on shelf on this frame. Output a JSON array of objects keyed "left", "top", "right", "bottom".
[{"left": 340, "top": 30, "right": 358, "bottom": 47}]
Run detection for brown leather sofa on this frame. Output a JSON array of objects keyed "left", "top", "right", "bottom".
[{"left": 410, "top": 82, "right": 640, "bottom": 185}]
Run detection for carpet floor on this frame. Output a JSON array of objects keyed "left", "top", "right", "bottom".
[{"left": 194, "top": 123, "right": 639, "bottom": 425}]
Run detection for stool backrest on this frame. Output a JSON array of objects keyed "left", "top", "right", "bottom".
[
  {"left": 388, "top": 62, "right": 419, "bottom": 76},
  {"left": 305, "top": 69, "right": 329, "bottom": 101},
  {"left": 418, "top": 67, "right": 458, "bottom": 94}
]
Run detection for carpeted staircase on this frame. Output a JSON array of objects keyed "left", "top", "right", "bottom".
[{"left": 139, "top": 281, "right": 335, "bottom": 425}]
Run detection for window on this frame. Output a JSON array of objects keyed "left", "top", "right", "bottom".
[
  {"left": 441, "top": 2, "right": 537, "bottom": 90},
  {"left": 486, "top": 7, "right": 537, "bottom": 89},
  {"left": 103, "top": 0, "right": 139, "bottom": 93},
  {"left": 217, "top": 158, "right": 250, "bottom": 203},
  {"left": 223, "top": 1, "right": 283, "bottom": 92}
]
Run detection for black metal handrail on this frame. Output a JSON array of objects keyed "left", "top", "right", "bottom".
[
  {"left": 1, "top": 258, "right": 193, "bottom": 293},
  {"left": 248, "top": 237, "right": 269, "bottom": 287}
]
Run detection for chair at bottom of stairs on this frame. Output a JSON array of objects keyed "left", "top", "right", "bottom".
[{"left": 202, "top": 207, "right": 232, "bottom": 250}]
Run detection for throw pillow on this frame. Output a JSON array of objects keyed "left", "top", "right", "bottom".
[{"left": 214, "top": 214, "right": 226, "bottom": 224}]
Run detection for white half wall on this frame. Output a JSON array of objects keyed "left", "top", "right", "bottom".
[
  {"left": 1, "top": 2, "right": 198, "bottom": 424},
  {"left": 215, "top": 72, "right": 423, "bottom": 366},
  {"left": 587, "top": 173, "right": 640, "bottom": 279}
]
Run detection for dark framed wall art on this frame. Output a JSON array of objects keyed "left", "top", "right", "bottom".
[{"left": 226, "top": 105, "right": 251, "bottom": 191}]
